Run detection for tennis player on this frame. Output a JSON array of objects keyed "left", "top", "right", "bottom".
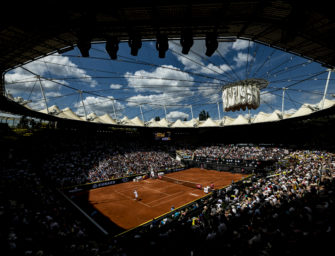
[
  {"left": 150, "top": 169, "right": 155, "bottom": 179},
  {"left": 134, "top": 189, "right": 139, "bottom": 200}
]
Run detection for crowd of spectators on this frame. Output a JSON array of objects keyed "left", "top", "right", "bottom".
[
  {"left": 44, "top": 144, "right": 289, "bottom": 188},
  {"left": 43, "top": 144, "right": 182, "bottom": 187},
  {"left": 1, "top": 159, "right": 101, "bottom": 256},
  {"left": 178, "top": 145, "right": 289, "bottom": 161},
  {"left": 224, "top": 145, "right": 289, "bottom": 161},
  {"left": 117, "top": 149, "right": 335, "bottom": 255},
  {"left": 2, "top": 129, "right": 335, "bottom": 255},
  {"left": 86, "top": 146, "right": 181, "bottom": 183}
]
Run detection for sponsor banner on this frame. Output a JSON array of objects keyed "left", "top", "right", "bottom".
[
  {"left": 92, "top": 180, "right": 117, "bottom": 189},
  {"left": 65, "top": 168, "right": 186, "bottom": 193},
  {"left": 65, "top": 174, "right": 143, "bottom": 193}
]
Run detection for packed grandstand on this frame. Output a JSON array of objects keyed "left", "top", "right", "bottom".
[
  {"left": 1, "top": 128, "right": 335, "bottom": 256},
  {"left": 2, "top": 4, "right": 335, "bottom": 255}
]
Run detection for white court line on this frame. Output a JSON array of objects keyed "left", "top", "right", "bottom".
[
  {"left": 114, "top": 179, "right": 200, "bottom": 208},
  {"left": 149, "top": 191, "right": 185, "bottom": 208},
  {"left": 164, "top": 176, "right": 201, "bottom": 185},
  {"left": 115, "top": 188, "right": 184, "bottom": 208},
  {"left": 140, "top": 185, "right": 170, "bottom": 196},
  {"left": 189, "top": 193, "right": 200, "bottom": 197},
  {"left": 147, "top": 190, "right": 183, "bottom": 206},
  {"left": 117, "top": 182, "right": 171, "bottom": 196},
  {"left": 114, "top": 190, "right": 152, "bottom": 208}
]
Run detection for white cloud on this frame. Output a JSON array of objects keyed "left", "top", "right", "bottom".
[
  {"left": 261, "top": 91, "right": 277, "bottom": 104},
  {"left": 199, "top": 63, "right": 230, "bottom": 75},
  {"left": 233, "top": 52, "right": 254, "bottom": 68},
  {"left": 169, "top": 41, "right": 201, "bottom": 71},
  {"left": 169, "top": 40, "right": 205, "bottom": 60},
  {"left": 170, "top": 39, "right": 255, "bottom": 81},
  {"left": 27, "top": 99, "right": 47, "bottom": 111},
  {"left": 45, "top": 91, "right": 62, "bottom": 98},
  {"left": 181, "top": 39, "right": 232, "bottom": 58},
  {"left": 110, "top": 84, "right": 122, "bottom": 89},
  {"left": 167, "top": 111, "right": 189, "bottom": 121},
  {"left": 24, "top": 91, "right": 62, "bottom": 111},
  {"left": 5, "top": 53, "right": 98, "bottom": 98},
  {"left": 216, "top": 41, "right": 233, "bottom": 57},
  {"left": 170, "top": 39, "right": 232, "bottom": 74},
  {"left": 197, "top": 80, "right": 221, "bottom": 103},
  {"left": 34, "top": 54, "right": 97, "bottom": 88},
  {"left": 125, "top": 65, "right": 194, "bottom": 94},
  {"left": 74, "top": 96, "right": 124, "bottom": 116},
  {"left": 175, "top": 54, "right": 200, "bottom": 71},
  {"left": 204, "top": 91, "right": 220, "bottom": 103},
  {"left": 299, "top": 92, "right": 322, "bottom": 105},
  {"left": 5, "top": 72, "right": 63, "bottom": 95},
  {"left": 176, "top": 57, "right": 230, "bottom": 75},
  {"left": 126, "top": 92, "right": 193, "bottom": 107},
  {"left": 232, "top": 39, "right": 253, "bottom": 50}
]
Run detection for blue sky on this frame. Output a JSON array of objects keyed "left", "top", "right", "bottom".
[{"left": 4, "top": 39, "right": 333, "bottom": 121}]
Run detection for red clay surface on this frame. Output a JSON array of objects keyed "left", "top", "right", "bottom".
[{"left": 88, "top": 168, "right": 248, "bottom": 230}]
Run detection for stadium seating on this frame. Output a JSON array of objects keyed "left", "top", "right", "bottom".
[{"left": 1, "top": 130, "right": 335, "bottom": 255}]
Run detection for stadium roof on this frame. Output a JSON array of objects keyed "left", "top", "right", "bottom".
[
  {"left": 1, "top": 0, "right": 335, "bottom": 77},
  {"left": 1, "top": 1, "right": 335, "bottom": 130},
  {"left": 25, "top": 98, "right": 334, "bottom": 128}
]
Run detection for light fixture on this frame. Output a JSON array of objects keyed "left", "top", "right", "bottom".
[
  {"left": 77, "top": 37, "right": 91, "bottom": 57},
  {"left": 180, "top": 29, "right": 193, "bottom": 54},
  {"left": 106, "top": 37, "right": 119, "bottom": 60},
  {"left": 128, "top": 35, "right": 142, "bottom": 56},
  {"left": 205, "top": 32, "right": 218, "bottom": 57},
  {"left": 156, "top": 34, "right": 169, "bottom": 58}
]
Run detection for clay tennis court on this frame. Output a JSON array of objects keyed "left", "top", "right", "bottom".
[{"left": 86, "top": 168, "right": 248, "bottom": 230}]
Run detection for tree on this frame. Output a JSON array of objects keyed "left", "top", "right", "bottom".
[
  {"left": 18, "top": 116, "right": 29, "bottom": 128},
  {"left": 155, "top": 116, "right": 161, "bottom": 121},
  {"left": 199, "top": 110, "right": 210, "bottom": 121},
  {"left": 29, "top": 118, "right": 36, "bottom": 129}
]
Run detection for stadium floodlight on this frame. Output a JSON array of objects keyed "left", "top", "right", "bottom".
[
  {"left": 180, "top": 29, "right": 193, "bottom": 54},
  {"left": 205, "top": 32, "right": 218, "bottom": 57},
  {"left": 106, "top": 37, "right": 119, "bottom": 60},
  {"left": 128, "top": 35, "right": 142, "bottom": 56},
  {"left": 156, "top": 34, "right": 169, "bottom": 58},
  {"left": 222, "top": 78, "right": 269, "bottom": 112},
  {"left": 77, "top": 37, "right": 91, "bottom": 57}
]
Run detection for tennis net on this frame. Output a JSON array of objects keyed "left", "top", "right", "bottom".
[{"left": 159, "top": 175, "right": 202, "bottom": 190}]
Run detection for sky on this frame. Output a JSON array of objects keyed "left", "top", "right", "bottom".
[{"left": 3, "top": 38, "right": 334, "bottom": 122}]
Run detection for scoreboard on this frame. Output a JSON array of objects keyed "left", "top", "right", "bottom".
[{"left": 154, "top": 131, "right": 171, "bottom": 141}]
